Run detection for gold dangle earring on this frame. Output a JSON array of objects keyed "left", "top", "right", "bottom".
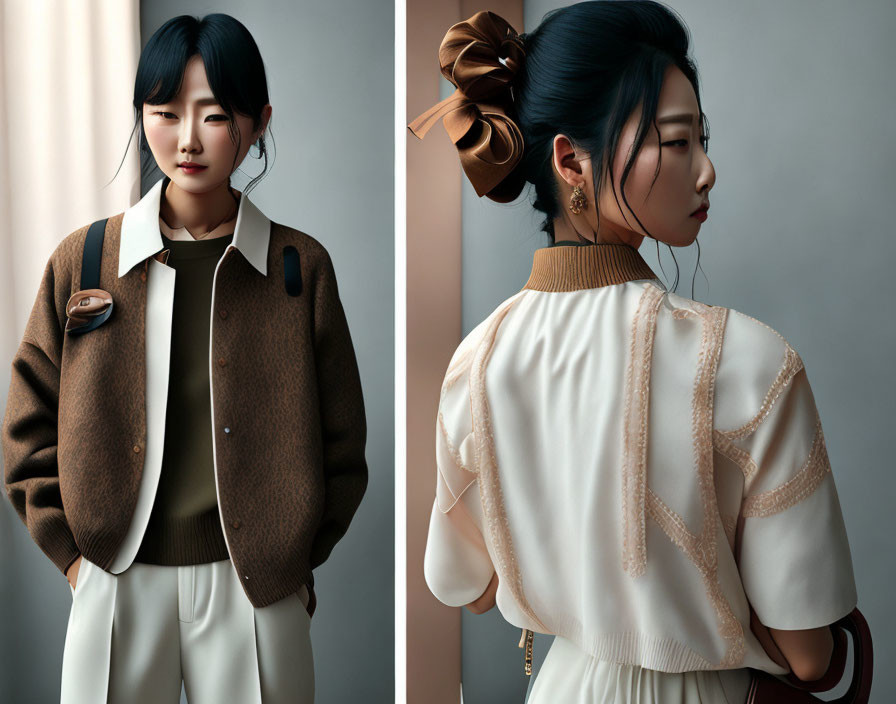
[
  {"left": 569, "top": 183, "right": 587, "bottom": 215},
  {"left": 519, "top": 628, "right": 534, "bottom": 676}
]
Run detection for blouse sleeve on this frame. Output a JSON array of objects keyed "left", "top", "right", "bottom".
[
  {"left": 721, "top": 342, "right": 858, "bottom": 630},
  {"left": 423, "top": 332, "right": 495, "bottom": 607}
]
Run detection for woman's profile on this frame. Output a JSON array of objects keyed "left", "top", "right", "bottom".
[
  {"left": 2, "top": 13, "right": 367, "bottom": 703},
  {"left": 410, "top": 2, "right": 858, "bottom": 702}
]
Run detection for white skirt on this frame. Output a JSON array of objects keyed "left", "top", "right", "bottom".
[
  {"left": 527, "top": 636, "right": 752, "bottom": 704},
  {"left": 61, "top": 556, "right": 314, "bottom": 704}
]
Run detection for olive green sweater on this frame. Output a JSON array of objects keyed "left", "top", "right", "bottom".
[{"left": 134, "top": 232, "right": 234, "bottom": 565}]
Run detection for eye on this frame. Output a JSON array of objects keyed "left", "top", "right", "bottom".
[
  {"left": 661, "top": 136, "right": 710, "bottom": 152},
  {"left": 154, "top": 111, "right": 176, "bottom": 119},
  {"left": 205, "top": 114, "right": 229, "bottom": 122}
]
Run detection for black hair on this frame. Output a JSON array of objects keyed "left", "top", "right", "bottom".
[
  {"left": 116, "top": 13, "right": 273, "bottom": 195},
  {"left": 513, "top": 0, "right": 710, "bottom": 295}
]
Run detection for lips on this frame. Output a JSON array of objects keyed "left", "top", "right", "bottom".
[
  {"left": 179, "top": 162, "right": 207, "bottom": 172},
  {"left": 691, "top": 203, "right": 709, "bottom": 215}
]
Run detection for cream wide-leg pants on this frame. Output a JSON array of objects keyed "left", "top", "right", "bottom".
[{"left": 60, "top": 556, "right": 314, "bottom": 704}]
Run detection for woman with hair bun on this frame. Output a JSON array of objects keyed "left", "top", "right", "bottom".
[
  {"left": 410, "top": 2, "right": 858, "bottom": 702},
  {"left": 3, "top": 13, "right": 368, "bottom": 703}
]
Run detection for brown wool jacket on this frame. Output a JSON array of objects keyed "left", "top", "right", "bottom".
[{"left": 2, "top": 180, "right": 368, "bottom": 608}]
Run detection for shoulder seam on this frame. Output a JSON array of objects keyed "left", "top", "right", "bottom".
[
  {"left": 716, "top": 345, "right": 804, "bottom": 439},
  {"left": 729, "top": 308, "right": 792, "bottom": 347}
]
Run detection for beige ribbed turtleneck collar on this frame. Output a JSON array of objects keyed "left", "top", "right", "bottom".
[{"left": 523, "top": 241, "right": 660, "bottom": 292}]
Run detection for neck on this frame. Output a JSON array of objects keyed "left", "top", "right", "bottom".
[
  {"left": 160, "top": 177, "right": 240, "bottom": 237},
  {"left": 552, "top": 213, "right": 645, "bottom": 248}
]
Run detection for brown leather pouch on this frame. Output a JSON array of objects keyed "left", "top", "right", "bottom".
[{"left": 745, "top": 608, "right": 872, "bottom": 704}]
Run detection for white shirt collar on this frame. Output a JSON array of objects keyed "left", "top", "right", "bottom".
[{"left": 118, "top": 176, "right": 271, "bottom": 278}]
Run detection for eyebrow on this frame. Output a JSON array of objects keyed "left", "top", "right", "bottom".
[
  {"left": 656, "top": 113, "right": 696, "bottom": 125},
  {"left": 153, "top": 96, "right": 222, "bottom": 108}
]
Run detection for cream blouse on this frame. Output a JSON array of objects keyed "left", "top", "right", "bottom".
[{"left": 424, "top": 242, "right": 857, "bottom": 674}]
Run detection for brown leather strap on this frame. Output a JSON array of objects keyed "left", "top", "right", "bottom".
[
  {"left": 831, "top": 608, "right": 873, "bottom": 703},
  {"left": 746, "top": 607, "right": 873, "bottom": 704},
  {"left": 784, "top": 625, "right": 847, "bottom": 692}
]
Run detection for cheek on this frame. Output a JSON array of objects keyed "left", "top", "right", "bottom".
[
  {"left": 603, "top": 145, "right": 660, "bottom": 214},
  {"left": 204, "top": 126, "right": 239, "bottom": 153},
  {"left": 142, "top": 122, "right": 180, "bottom": 166},
  {"left": 624, "top": 150, "right": 662, "bottom": 208},
  {"left": 648, "top": 155, "right": 694, "bottom": 216},
  {"left": 143, "top": 120, "right": 171, "bottom": 150},
  {"left": 233, "top": 116, "right": 258, "bottom": 151}
]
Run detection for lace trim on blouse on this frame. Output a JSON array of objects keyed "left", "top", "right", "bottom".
[
  {"left": 469, "top": 294, "right": 550, "bottom": 633},
  {"left": 741, "top": 409, "right": 831, "bottom": 518}
]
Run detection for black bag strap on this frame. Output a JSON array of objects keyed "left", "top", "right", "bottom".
[
  {"left": 81, "top": 218, "right": 108, "bottom": 290},
  {"left": 283, "top": 245, "right": 302, "bottom": 296},
  {"left": 65, "top": 218, "right": 112, "bottom": 336}
]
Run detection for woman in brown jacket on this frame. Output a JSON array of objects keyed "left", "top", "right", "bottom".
[{"left": 2, "top": 14, "right": 367, "bottom": 704}]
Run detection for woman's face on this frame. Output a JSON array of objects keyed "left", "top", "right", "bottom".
[
  {"left": 142, "top": 54, "right": 261, "bottom": 195},
  {"left": 588, "top": 64, "right": 716, "bottom": 247}
]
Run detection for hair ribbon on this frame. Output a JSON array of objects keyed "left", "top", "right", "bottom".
[{"left": 408, "top": 11, "right": 527, "bottom": 203}]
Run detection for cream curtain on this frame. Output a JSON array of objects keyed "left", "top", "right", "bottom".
[{"left": 0, "top": 0, "right": 140, "bottom": 362}]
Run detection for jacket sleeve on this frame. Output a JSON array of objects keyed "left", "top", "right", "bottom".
[
  {"left": 2, "top": 250, "right": 81, "bottom": 577},
  {"left": 308, "top": 248, "right": 368, "bottom": 568}
]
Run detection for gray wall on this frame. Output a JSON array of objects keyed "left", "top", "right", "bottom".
[
  {"left": 460, "top": 0, "right": 896, "bottom": 702},
  {"left": 0, "top": 2, "right": 393, "bottom": 703}
]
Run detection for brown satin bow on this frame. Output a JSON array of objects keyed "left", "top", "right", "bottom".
[{"left": 408, "top": 10, "right": 526, "bottom": 203}]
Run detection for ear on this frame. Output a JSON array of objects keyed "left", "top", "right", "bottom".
[
  {"left": 551, "top": 134, "right": 586, "bottom": 188},
  {"left": 256, "top": 104, "right": 273, "bottom": 139}
]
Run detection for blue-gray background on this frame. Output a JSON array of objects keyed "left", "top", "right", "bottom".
[
  {"left": 459, "top": 0, "right": 895, "bottom": 702},
  {"left": 0, "top": 1, "right": 393, "bottom": 702}
]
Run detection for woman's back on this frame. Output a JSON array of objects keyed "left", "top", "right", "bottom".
[
  {"left": 411, "top": 4, "right": 861, "bottom": 696},
  {"left": 425, "top": 242, "right": 857, "bottom": 676}
]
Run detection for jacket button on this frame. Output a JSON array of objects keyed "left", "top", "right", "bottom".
[
  {"left": 219, "top": 309, "right": 228, "bottom": 319},
  {"left": 223, "top": 426, "right": 231, "bottom": 435},
  {"left": 218, "top": 357, "right": 226, "bottom": 367},
  {"left": 232, "top": 520, "right": 241, "bottom": 529},
  {"left": 133, "top": 444, "right": 141, "bottom": 453}
]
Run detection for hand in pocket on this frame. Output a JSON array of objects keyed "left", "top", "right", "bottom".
[
  {"left": 306, "top": 582, "right": 316, "bottom": 618},
  {"left": 65, "top": 555, "right": 84, "bottom": 592}
]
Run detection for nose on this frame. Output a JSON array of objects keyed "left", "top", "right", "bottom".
[
  {"left": 697, "top": 151, "right": 715, "bottom": 196},
  {"left": 179, "top": 114, "right": 201, "bottom": 155}
]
